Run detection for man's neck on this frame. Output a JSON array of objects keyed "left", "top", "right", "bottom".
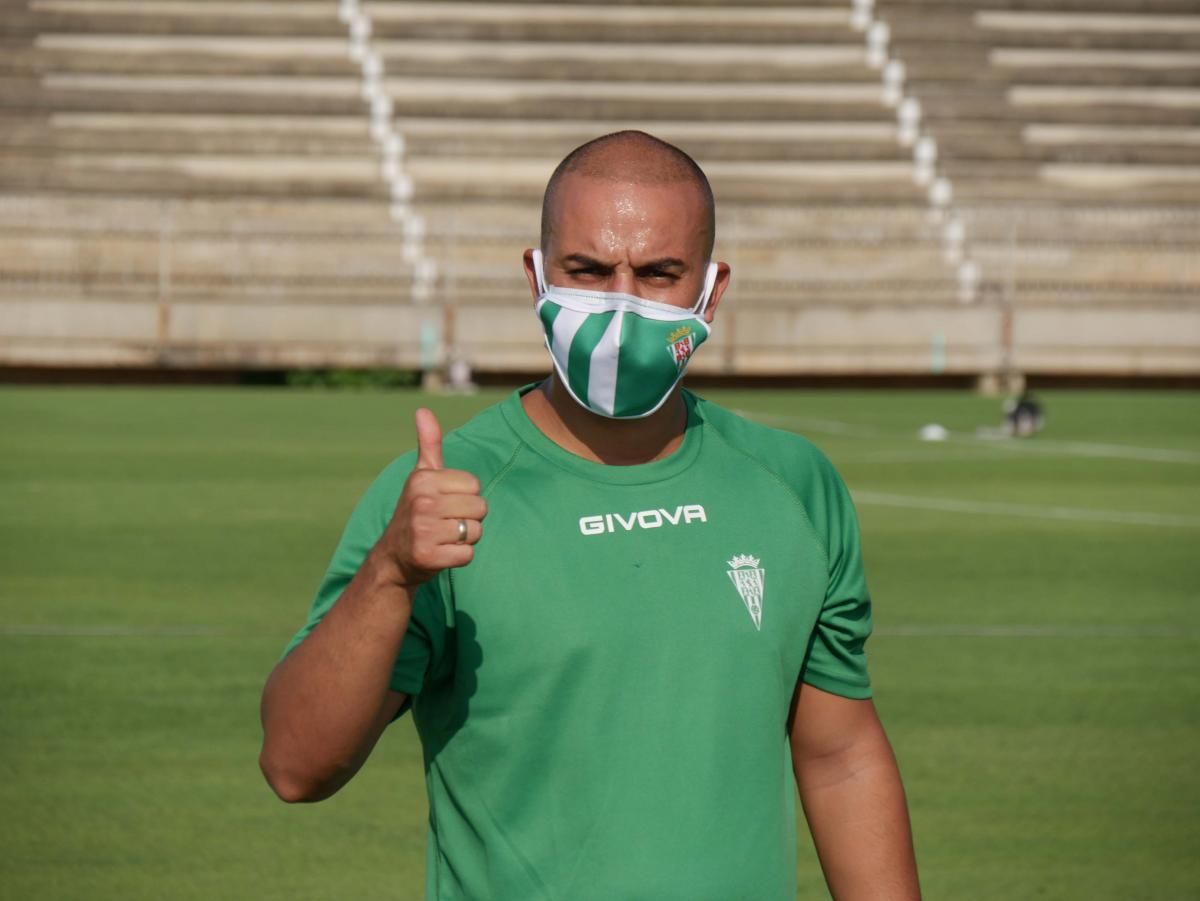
[{"left": 521, "top": 376, "right": 688, "bottom": 465}]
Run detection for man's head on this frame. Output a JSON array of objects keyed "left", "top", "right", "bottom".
[{"left": 525, "top": 130, "right": 729, "bottom": 321}]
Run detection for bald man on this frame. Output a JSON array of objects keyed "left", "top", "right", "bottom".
[{"left": 260, "top": 131, "right": 921, "bottom": 900}]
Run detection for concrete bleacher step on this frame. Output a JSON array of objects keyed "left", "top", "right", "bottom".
[
  {"left": 0, "top": 113, "right": 374, "bottom": 156},
  {"left": 932, "top": 121, "right": 1200, "bottom": 164},
  {"left": 2, "top": 124, "right": 373, "bottom": 157},
  {"left": 423, "top": 0, "right": 850, "bottom": 6},
  {"left": 384, "top": 77, "right": 892, "bottom": 122},
  {"left": 0, "top": 231, "right": 415, "bottom": 282},
  {"left": 878, "top": 0, "right": 1198, "bottom": 11},
  {"left": 0, "top": 193, "right": 400, "bottom": 235},
  {"left": 440, "top": 284, "right": 969, "bottom": 310},
  {"left": 4, "top": 38, "right": 360, "bottom": 79},
  {"left": 429, "top": 237, "right": 953, "bottom": 281},
  {"left": 3, "top": 299, "right": 431, "bottom": 369},
  {"left": 11, "top": 35, "right": 877, "bottom": 84},
  {"left": 893, "top": 84, "right": 1200, "bottom": 126},
  {"left": 27, "top": 0, "right": 346, "bottom": 38},
  {"left": 403, "top": 119, "right": 907, "bottom": 162},
  {"left": 361, "top": 3, "right": 859, "bottom": 44},
  {"left": 402, "top": 157, "right": 926, "bottom": 204},
  {"left": 1019, "top": 141, "right": 1200, "bottom": 166},
  {"left": 0, "top": 152, "right": 388, "bottom": 199},
  {"left": 26, "top": 1, "right": 862, "bottom": 43},
  {"left": 987, "top": 48, "right": 1200, "bottom": 89},
  {"left": 1002, "top": 285, "right": 1200, "bottom": 309},
  {"left": 958, "top": 203, "right": 1200, "bottom": 244},
  {"left": 971, "top": 242, "right": 1197, "bottom": 285},
  {"left": 413, "top": 205, "right": 951, "bottom": 260},
  {"left": 901, "top": 56, "right": 1200, "bottom": 90},
  {"left": 412, "top": 197, "right": 940, "bottom": 234},
  {"left": 374, "top": 40, "right": 873, "bottom": 83},
  {"left": 10, "top": 73, "right": 364, "bottom": 116},
  {"left": 1004, "top": 86, "right": 1200, "bottom": 127},
  {"left": 4, "top": 113, "right": 908, "bottom": 163},
  {"left": 885, "top": 8, "right": 1200, "bottom": 51},
  {"left": 0, "top": 151, "right": 927, "bottom": 203},
  {"left": 0, "top": 112, "right": 911, "bottom": 163},
  {"left": 1, "top": 280, "right": 423, "bottom": 310},
  {"left": 434, "top": 272, "right": 964, "bottom": 309},
  {"left": 728, "top": 283, "right": 963, "bottom": 307},
  {"left": 946, "top": 161, "right": 1200, "bottom": 203},
  {"left": 8, "top": 72, "right": 901, "bottom": 122}
]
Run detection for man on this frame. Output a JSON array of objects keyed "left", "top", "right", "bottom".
[{"left": 260, "top": 131, "right": 920, "bottom": 900}]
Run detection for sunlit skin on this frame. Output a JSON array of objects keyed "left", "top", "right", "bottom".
[{"left": 521, "top": 172, "right": 731, "bottom": 465}]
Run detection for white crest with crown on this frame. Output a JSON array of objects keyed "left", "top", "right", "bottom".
[
  {"left": 666, "top": 325, "right": 695, "bottom": 370},
  {"left": 726, "top": 553, "right": 765, "bottom": 630}
]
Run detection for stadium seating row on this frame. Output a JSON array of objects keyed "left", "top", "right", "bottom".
[{"left": 0, "top": 0, "right": 1196, "bottom": 376}]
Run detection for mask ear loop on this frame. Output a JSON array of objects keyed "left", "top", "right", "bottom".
[
  {"left": 531, "top": 248, "right": 548, "bottom": 295},
  {"left": 694, "top": 262, "right": 719, "bottom": 315}
]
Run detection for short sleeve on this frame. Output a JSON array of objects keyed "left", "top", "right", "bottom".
[
  {"left": 280, "top": 454, "right": 452, "bottom": 710},
  {"left": 799, "top": 467, "right": 873, "bottom": 699}
]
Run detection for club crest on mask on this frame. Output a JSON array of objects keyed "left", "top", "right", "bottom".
[{"left": 667, "top": 325, "right": 695, "bottom": 371}]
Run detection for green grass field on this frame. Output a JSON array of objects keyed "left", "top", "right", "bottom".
[{"left": 2, "top": 386, "right": 1197, "bottom": 900}]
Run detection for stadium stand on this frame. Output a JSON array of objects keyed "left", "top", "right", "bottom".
[
  {"left": 875, "top": 0, "right": 1200, "bottom": 376},
  {"left": 0, "top": 0, "right": 1196, "bottom": 379}
]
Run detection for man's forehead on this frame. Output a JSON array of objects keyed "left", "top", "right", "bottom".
[
  {"left": 547, "top": 173, "right": 708, "bottom": 257},
  {"left": 553, "top": 169, "right": 706, "bottom": 208}
]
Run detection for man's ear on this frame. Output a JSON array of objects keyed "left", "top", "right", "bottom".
[
  {"left": 522, "top": 248, "right": 541, "bottom": 301},
  {"left": 702, "top": 262, "right": 732, "bottom": 325}
]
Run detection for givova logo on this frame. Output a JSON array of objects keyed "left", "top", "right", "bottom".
[{"left": 579, "top": 504, "right": 707, "bottom": 536}]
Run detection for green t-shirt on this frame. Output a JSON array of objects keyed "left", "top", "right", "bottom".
[{"left": 286, "top": 387, "right": 873, "bottom": 900}]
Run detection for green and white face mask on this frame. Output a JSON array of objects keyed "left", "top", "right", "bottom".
[{"left": 533, "top": 249, "right": 719, "bottom": 420}]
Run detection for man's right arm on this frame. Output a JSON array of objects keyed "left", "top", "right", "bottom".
[
  {"left": 258, "top": 408, "right": 485, "bottom": 803},
  {"left": 258, "top": 547, "right": 414, "bottom": 803}
]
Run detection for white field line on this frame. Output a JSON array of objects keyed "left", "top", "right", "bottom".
[
  {"left": 0, "top": 624, "right": 224, "bottom": 637},
  {"left": 733, "top": 408, "right": 1200, "bottom": 465},
  {"left": 968, "top": 435, "right": 1200, "bottom": 466},
  {"left": 853, "top": 490, "right": 1200, "bottom": 528},
  {"left": 732, "top": 409, "right": 885, "bottom": 438},
  {"left": 2, "top": 623, "right": 1192, "bottom": 639},
  {"left": 876, "top": 624, "right": 1195, "bottom": 638},
  {"left": 843, "top": 449, "right": 1023, "bottom": 463}
]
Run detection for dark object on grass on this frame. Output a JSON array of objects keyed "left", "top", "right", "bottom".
[{"left": 1004, "top": 393, "right": 1044, "bottom": 438}]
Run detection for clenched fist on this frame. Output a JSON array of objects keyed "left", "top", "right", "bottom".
[{"left": 377, "top": 407, "right": 487, "bottom": 589}]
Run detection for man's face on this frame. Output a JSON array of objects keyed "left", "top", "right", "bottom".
[{"left": 525, "top": 173, "right": 728, "bottom": 321}]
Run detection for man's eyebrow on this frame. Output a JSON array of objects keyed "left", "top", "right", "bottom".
[
  {"left": 634, "top": 258, "right": 687, "bottom": 272},
  {"left": 561, "top": 253, "right": 610, "bottom": 269}
]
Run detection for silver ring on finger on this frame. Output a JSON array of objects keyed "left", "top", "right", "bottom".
[{"left": 456, "top": 518, "right": 469, "bottom": 544}]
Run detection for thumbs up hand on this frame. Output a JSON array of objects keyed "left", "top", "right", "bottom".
[
  {"left": 414, "top": 406, "right": 445, "bottom": 471},
  {"left": 377, "top": 408, "right": 487, "bottom": 589}
]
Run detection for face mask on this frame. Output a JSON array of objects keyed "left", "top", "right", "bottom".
[{"left": 533, "top": 249, "right": 719, "bottom": 420}]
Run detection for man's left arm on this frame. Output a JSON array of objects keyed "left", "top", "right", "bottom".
[{"left": 790, "top": 682, "right": 921, "bottom": 901}]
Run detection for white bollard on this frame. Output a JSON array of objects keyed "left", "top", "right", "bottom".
[
  {"left": 866, "top": 20, "right": 890, "bottom": 69},
  {"left": 929, "top": 177, "right": 952, "bottom": 208}
]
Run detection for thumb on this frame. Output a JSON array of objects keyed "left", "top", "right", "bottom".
[{"left": 414, "top": 407, "right": 444, "bottom": 470}]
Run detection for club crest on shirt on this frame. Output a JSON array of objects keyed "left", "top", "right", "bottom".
[
  {"left": 727, "top": 554, "right": 765, "bottom": 630},
  {"left": 666, "top": 325, "right": 695, "bottom": 370}
]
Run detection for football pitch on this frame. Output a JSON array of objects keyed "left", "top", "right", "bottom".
[{"left": 1, "top": 385, "right": 1197, "bottom": 900}]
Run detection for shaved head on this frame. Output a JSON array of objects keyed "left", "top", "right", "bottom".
[{"left": 541, "top": 130, "right": 715, "bottom": 258}]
